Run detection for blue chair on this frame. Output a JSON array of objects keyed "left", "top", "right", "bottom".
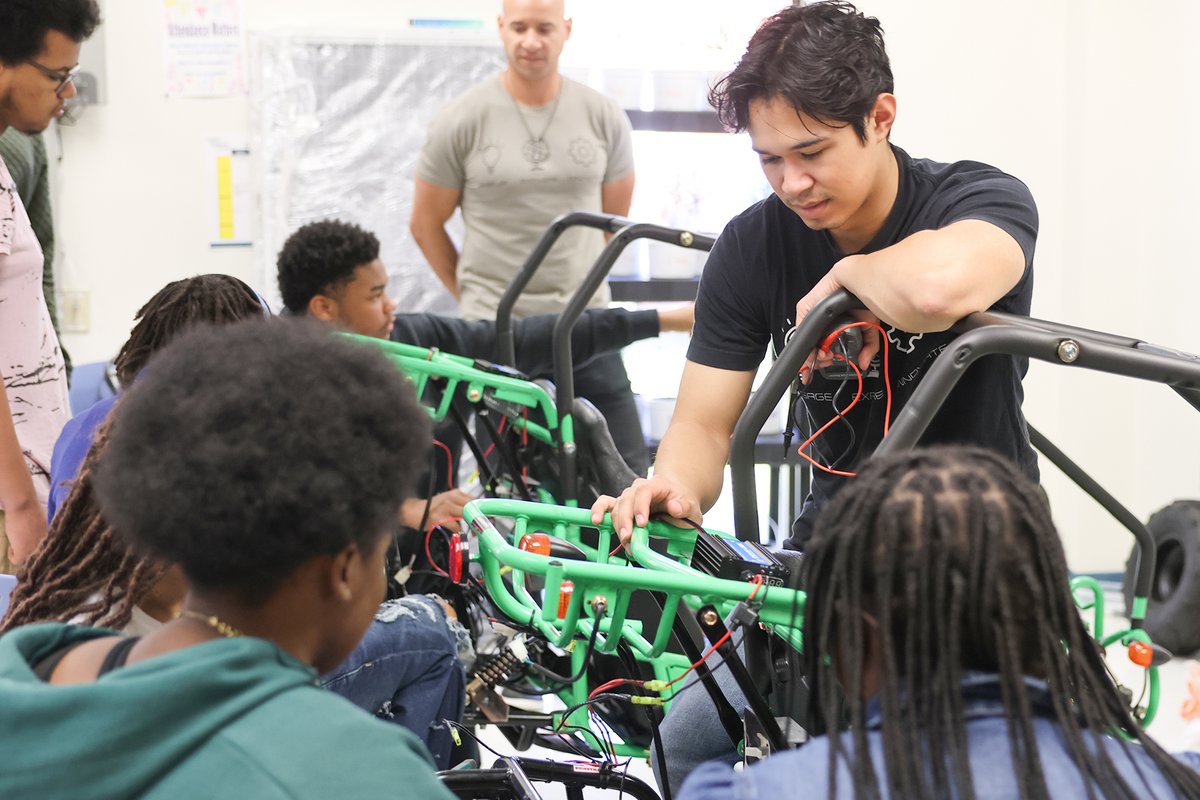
[
  {"left": 68, "top": 360, "right": 118, "bottom": 416},
  {"left": 0, "top": 573, "right": 17, "bottom": 620}
]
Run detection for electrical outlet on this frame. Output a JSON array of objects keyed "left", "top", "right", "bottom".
[{"left": 59, "top": 289, "right": 90, "bottom": 333}]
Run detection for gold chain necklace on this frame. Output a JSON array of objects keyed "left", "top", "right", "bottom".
[
  {"left": 180, "top": 609, "right": 244, "bottom": 639},
  {"left": 504, "top": 75, "right": 564, "bottom": 171}
]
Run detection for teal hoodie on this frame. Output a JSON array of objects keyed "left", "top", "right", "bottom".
[{"left": 0, "top": 623, "right": 457, "bottom": 799}]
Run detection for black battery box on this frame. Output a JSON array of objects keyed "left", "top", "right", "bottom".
[{"left": 690, "top": 528, "right": 791, "bottom": 587}]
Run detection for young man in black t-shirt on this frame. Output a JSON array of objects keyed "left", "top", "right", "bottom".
[
  {"left": 590, "top": 2, "right": 1039, "bottom": 792},
  {"left": 593, "top": 1, "right": 1038, "bottom": 552}
]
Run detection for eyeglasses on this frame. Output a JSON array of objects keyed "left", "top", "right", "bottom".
[{"left": 25, "top": 60, "right": 80, "bottom": 97}]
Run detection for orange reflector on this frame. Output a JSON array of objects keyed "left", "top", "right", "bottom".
[
  {"left": 557, "top": 581, "right": 574, "bottom": 619},
  {"left": 1128, "top": 640, "right": 1153, "bottom": 668},
  {"left": 519, "top": 533, "right": 552, "bottom": 557}
]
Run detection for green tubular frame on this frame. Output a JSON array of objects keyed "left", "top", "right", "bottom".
[
  {"left": 1071, "top": 577, "right": 1159, "bottom": 726},
  {"left": 341, "top": 333, "right": 562, "bottom": 447},
  {"left": 463, "top": 498, "right": 806, "bottom": 756}
]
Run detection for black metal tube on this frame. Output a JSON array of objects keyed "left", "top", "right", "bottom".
[
  {"left": 495, "top": 211, "right": 633, "bottom": 366},
  {"left": 695, "top": 605, "right": 785, "bottom": 754},
  {"left": 1026, "top": 425, "right": 1155, "bottom": 624},
  {"left": 671, "top": 606, "right": 745, "bottom": 749},
  {"left": 549, "top": 222, "right": 716, "bottom": 505},
  {"left": 730, "top": 290, "right": 862, "bottom": 542},
  {"left": 877, "top": 321, "right": 1200, "bottom": 455}
]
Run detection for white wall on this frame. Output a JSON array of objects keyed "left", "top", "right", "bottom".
[{"left": 52, "top": 0, "right": 1200, "bottom": 571}]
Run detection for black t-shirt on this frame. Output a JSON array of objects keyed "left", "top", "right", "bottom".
[{"left": 689, "top": 146, "right": 1039, "bottom": 548}]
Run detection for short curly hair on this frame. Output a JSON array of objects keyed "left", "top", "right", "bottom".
[
  {"left": 0, "top": 0, "right": 102, "bottom": 65},
  {"left": 93, "top": 317, "right": 431, "bottom": 603},
  {"left": 709, "top": 1, "right": 893, "bottom": 141},
  {"left": 277, "top": 219, "right": 380, "bottom": 314}
]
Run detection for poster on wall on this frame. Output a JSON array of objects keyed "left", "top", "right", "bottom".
[
  {"left": 162, "top": 0, "right": 247, "bottom": 98},
  {"left": 205, "top": 138, "right": 253, "bottom": 247}
]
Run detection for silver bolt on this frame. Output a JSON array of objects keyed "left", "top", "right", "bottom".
[
  {"left": 701, "top": 609, "right": 719, "bottom": 626},
  {"left": 680, "top": 232, "right": 694, "bottom": 247},
  {"left": 1057, "top": 339, "right": 1081, "bottom": 363}
]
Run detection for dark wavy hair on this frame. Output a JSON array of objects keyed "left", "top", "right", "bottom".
[
  {"left": 709, "top": 1, "right": 892, "bottom": 140},
  {"left": 799, "top": 445, "right": 1200, "bottom": 799},
  {"left": 0, "top": 0, "right": 101, "bottom": 65},
  {"left": 93, "top": 317, "right": 431, "bottom": 604},
  {"left": 277, "top": 219, "right": 380, "bottom": 314}
]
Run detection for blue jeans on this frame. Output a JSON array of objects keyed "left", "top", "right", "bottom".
[
  {"left": 652, "top": 628, "right": 749, "bottom": 795},
  {"left": 321, "top": 595, "right": 468, "bottom": 769}
]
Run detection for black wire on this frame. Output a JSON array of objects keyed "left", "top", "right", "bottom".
[
  {"left": 524, "top": 605, "right": 604, "bottom": 687},
  {"left": 445, "top": 719, "right": 507, "bottom": 762},
  {"left": 537, "top": 724, "right": 606, "bottom": 762}
]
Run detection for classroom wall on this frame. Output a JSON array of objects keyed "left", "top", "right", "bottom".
[{"left": 50, "top": 0, "right": 1200, "bottom": 572}]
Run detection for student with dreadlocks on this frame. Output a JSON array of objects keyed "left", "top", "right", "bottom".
[
  {"left": 4, "top": 274, "right": 468, "bottom": 769},
  {"left": 679, "top": 446, "right": 1200, "bottom": 800},
  {"left": 4, "top": 276, "right": 265, "bottom": 634},
  {"left": 46, "top": 273, "right": 267, "bottom": 519}
]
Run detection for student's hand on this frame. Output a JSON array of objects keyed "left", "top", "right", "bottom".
[
  {"left": 657, "top": 303, "right": 695, "bottom": 334},
  {"left": 794, "top": 270, "right": 881, "bottom": 384},
  {"left": 400, "top": 489, "right": 475, "bottom": 530},
  {"left": 590, "top": 476, "right": 702, "bottom": 547},
  {"left": 1, "top": 500, "right": 45, "bottom": 565}
]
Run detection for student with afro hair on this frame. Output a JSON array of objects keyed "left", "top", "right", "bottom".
[
  {"left": 0, "top": 318, "right": 459, "bottom": 799},
  {"left": 4, "top": 275, "right": 468, "bottom": 771}
]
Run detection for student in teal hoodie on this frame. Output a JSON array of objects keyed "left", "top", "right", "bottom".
[{"left": 0, "top": 317, "right": 458, "bottom": 800}]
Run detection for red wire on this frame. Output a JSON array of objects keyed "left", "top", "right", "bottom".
[
  {"left": 796, "top": 321, "right": 892, "bottom": 478},
  {"left": 586, "top": 577, "right": 765, "bottom": 699},
  {"left": 480, "top": 415, "right": 508, "bottom": 460},
  {"left": 424, "top": 516, "right": 463, "bottom": 577},
  {"left": 432, "top": 439, "right": 456, "bottom": 488}
]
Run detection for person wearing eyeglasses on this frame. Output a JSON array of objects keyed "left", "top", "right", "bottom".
[{"left": 0, "top": 0, "right": 101, "bottom": 572}]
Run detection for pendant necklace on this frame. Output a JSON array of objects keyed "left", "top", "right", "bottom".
[
  {"left": 180, "top": 609, "right": 244, "bottom": 638},
  {"left": 507, "top": 76, "right": 564, "bottom": 171}
]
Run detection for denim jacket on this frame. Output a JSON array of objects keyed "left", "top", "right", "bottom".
[{"left": 677, "top": 673, "right": 1200, "bottom": 800}]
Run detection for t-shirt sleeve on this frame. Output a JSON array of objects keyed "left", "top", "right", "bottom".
[
  {"left": 931, "top": 169, "right": 1038, "bottom": 272},
  {"left": 686, "top": 222, "right": 772, "bottom": 372},
  {"left": 601, "top": 97, "right": 635, "bottom": 184},
  {"left": 415, "top": 106, "right": 471, "bottom": 191}
]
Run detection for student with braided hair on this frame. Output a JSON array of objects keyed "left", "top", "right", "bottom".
[
  {"left": 2, "top": 420, "right": 178, "bottom": 634},
  {"left": 47, "top": 273, "right": 267, "bottom": 519},
  {"left": 679, "top": 446, "right": 1200, "bottom": 800}
]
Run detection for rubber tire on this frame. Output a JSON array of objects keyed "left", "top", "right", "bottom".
[{"left": 1123, "top": 500, "right": 1200, "bottom": 657}]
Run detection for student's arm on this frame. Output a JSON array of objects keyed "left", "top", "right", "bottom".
[
  {"left": 795, "top": 219, "right": 1026, "bottom": 375},
  {"left": 591, "top": 361, "right": 754, "bottom": 543},
  {"left": 798, "top": 220, "right": 1026, "bottom": 335},
  {"left": 508, "top": 306, "right": 691, "bottom": 374},
  {"left": 0, "top": 389, "right": 44, "bottom": 563},
  {"left": 410, "top": 178, "right": 464, "bottom": 299}
]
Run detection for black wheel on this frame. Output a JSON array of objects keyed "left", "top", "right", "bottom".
[{"left": 1123, "top": 500, "right": 1200, "bottom": 656}]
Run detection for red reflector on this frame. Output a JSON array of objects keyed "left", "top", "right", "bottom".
[
  {"left": 1128, "top": 640, "right": 1153, "bottom": 668},
  {"left": 449, "top": 534, "right": 465, "bottom": 583},
  {"left": 557, "top": 581, "right": 574, "bottom": 619}
]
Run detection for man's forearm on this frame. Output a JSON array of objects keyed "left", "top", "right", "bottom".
[
  {"left": 651, "top": 417, "right": 731, "bottom": 513},
  {"left": 413, "top": 223, "right": 461, "bottom": 299}
]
